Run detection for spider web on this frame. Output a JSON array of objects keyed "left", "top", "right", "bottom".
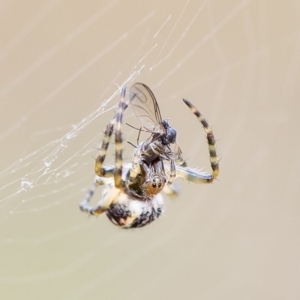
[{"left": 1, "top": 1, "right": 300, "bottom": 299}]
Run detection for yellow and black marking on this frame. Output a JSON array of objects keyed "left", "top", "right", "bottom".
[
  {"left": 95, "top": 119, "right": 115, "bottom": 177},
  {"left": 114, "top": 87, "right": 128, "bottom": 189},
  {"left": 176, "top": 156, "right": 187, "bottom": 167},
  {"left": 94, "top": 87, "right": 130, "bottom": 180},
  {"left": 182, "top": 98, "right": 219, "bottom": 182},
  {"left": 79, "top": 182, "right": 105, "bottom": 215}
]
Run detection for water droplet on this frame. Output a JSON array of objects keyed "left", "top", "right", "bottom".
[
  {"left": 20, "top": 178, "right": 33, "bottom": 190},
  {"left": 44, "top": 160, "right": 52, "bottom": 168}
]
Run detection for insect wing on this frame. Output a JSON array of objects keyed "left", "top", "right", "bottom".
[{"left": 129, "top": 83, "right": 163, "bottom": 132}]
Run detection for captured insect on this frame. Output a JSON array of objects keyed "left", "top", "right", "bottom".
[
  {"left": 128, "top": 83, "right": 218, "bottom": 185},
  {"left": 80, "top": 83, "right": 219, "bottom": 228},
  {"left": 128, "top": 83, "right": 185, "bottom": 187}
]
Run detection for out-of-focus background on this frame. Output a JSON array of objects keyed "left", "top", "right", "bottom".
[{"left": 1, "top": 1, "right": 299, "bottom": 299}]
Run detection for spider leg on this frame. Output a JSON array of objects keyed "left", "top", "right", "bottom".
[
  {"left": 175, "top": 165, "right": 214, "bottom": 184},
  {"left": 176, "top": 156, "right": 187, "bottom": 167},
  {"left": 167, "top": 159, "right": 176, "bottom": 185},
  {"left": 79, "top": 182, "right": 105, "bottom": 215},
  {"left": 128, "top": 145, "right": 143, "bottom": 186},
  {"left": 95, "top": 87, "right": 130, "bottom": 178},
  {"left": 182, "top": 99, "right": 219, "bottom": 181},
  {"left": 95, "top": 116, "right": 115, "bottom": 177},
  {"left": 80, "top": 176, "right": 122, "bottom": 216},
  {"left": 114, "top": 86, "right": 128, "bottom": 189}
]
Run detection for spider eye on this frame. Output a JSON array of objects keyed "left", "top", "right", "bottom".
[{"left": 152, "top": 183, "right": 156, "bottom": 188}]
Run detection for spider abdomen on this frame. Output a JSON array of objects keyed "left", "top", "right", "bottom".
[{"left": 106, "top": 193, "right": 164, "bottom": 228}]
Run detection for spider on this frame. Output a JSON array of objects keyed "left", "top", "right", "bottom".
[
  {"left": 80, "top": 84, "right": 219, "bottom": 228},
  {"left": 80, "top": 86, "right": 176, "bottom": 228}
]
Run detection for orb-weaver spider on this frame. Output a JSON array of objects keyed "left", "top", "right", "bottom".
[{"left": 80, "top": 83, "right": 218, "bottom": 228}]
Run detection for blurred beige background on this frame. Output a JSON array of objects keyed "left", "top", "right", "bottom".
[{"left": 1, "top": 1, "right": 299, "bottom": 299}]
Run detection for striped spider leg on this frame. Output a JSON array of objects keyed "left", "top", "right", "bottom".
[
  {"left": 80, "top": 87, "right": 171, "bottom": 228},
  {"left": 173, "top": 99, "right": 219, "bottom": 184},
  {"left": 80, "top": 86, "right": 129, "bottom": 216}
]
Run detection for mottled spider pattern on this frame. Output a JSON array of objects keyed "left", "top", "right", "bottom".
[
  {"left": 80, "top": 83, "right": 219, "bottom": 228},
  {"left": 81, "top": 161, "right": 167, "bottom": 228}
]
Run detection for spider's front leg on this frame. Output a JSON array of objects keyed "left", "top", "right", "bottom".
[
  {"left": 114, "top": 87, "right": 127, "bottom": 189},
  {"left": 95, "top": 87, "right": 131, "bottom": 178},
  {"left": 95, "top": 117, "right": 115, "bottom": 178},
  {"left": 182, "top": 99, "right": 219, "bottom": 182},
  {"left": 82, "top": 86, "right": 131, "bottom": 215}
]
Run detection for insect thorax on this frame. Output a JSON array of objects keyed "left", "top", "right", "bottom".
[{"left": 141, "top": 139, "right": 166, "bottom": 163}]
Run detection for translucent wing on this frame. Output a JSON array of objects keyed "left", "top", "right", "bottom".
[{"left": 129, "top": 83, "right": 164, "bottom": 132}]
